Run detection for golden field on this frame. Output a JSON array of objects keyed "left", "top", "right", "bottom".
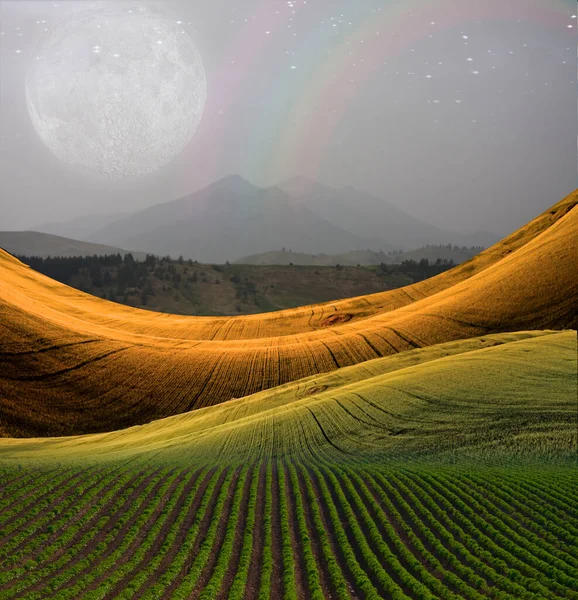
[
  {"left": 1, "top": 189, "right": 576, "bottom": 437},
  {"left": 0, "top": 330, "right": 574, "bottom": 465}
]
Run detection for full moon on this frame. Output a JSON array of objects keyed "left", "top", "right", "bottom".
[{"left": 25, "top": 3, "right": 207, "bottom": 180}]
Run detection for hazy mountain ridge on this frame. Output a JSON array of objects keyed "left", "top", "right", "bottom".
[
  {"left": 32, "top": 175, "right": 499, "bottom": 263},
  {"left": 82, "top": 175, "right": 377, "bottom": 263},
  {"left": 0, "top": 231, "right": 146, "bottom": 260},
  {"left": 35, "top": 212, "right": 131, "bottom": 240},
  {"left": 279, "top": 176, "right": 499, "bottom": 249}
]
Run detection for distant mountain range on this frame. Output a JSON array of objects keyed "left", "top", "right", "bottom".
[
  {"left": 32, "top": 175, "right": 499, "bottom": 263},
  {"left": 236, "top": 245, "right": 481, "bottom": 267},
  {"left": 35, "top": 212, "right": 131, "bottom": 241},
  {"left": 279, "top": 177, "right": 498, "bottom": 249},
  {"left": 0, "top": 231, "right": 146, "bottom": 260}
]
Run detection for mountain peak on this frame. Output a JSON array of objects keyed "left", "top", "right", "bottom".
[{"left": 210, "top": 174, "right": 257, "bottom": 192}]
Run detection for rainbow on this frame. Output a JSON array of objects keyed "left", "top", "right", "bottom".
[{"left": 192, "top": 0, "right": 575, "bottom": 186}]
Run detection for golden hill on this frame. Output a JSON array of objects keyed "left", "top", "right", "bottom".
[
  {"left": 0, "top": 331, "right": 574, "bottom": 464},
  {"left": 0, "top": 190, "right": 576, "bottom": 437}
]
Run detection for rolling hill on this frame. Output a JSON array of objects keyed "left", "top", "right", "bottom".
[
  {"left": 1, "top": 330, "right": 574, "bottom": 464},
  {"left": 0, "top": 231, "right": 146, "bottom": 260},
  {"left": 0, "top": 331, "right": 575, "bottom": 599},
  {"left": 1, "top": 190, "right": 576, "bottom": 600},
  {"left": 0, "top": 188, "right": 576, "bottom": 437},
  {"left": 17, "top": 255, "right": 427, "bottom": 317}
]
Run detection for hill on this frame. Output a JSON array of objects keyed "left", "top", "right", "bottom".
[
  {"left": 16, "top": 255, "right": 455, "bottom": 317},
  {"left": 2, "top": 330, "right": 574, "bottom": 463},
  {"left": 84, "top": 176, "right": 374, "bottom": 263},
  {"left": 0, "top": 331, "right": 575, "bottom": 599},
  {"left": 0, "top": 188, "right": 576, "bottom": 437},
  {"left": 237, "top": 245, "right": 480, "bottom": 266},
  {"left": 0, "top": 231, "right": 145, "bottom": 260},
  {"left": 279, "top": 177, "right": 499, "bottom": 250}
]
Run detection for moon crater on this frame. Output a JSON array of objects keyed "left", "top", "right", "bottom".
[{"left": 26, "top": 3, "right": 207, "bottom": 179}]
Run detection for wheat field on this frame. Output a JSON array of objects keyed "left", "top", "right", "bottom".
[{"left": 1, "top": 191, "right": 576, "bottom": 437}]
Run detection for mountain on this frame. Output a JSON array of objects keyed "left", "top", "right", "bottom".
[
  {"left": 0, "top": 187, "right": 575, "bottom": 437},
  {"left": 0, "top": 231, "right": 146, "bottom": 260},
  {"left": 35, "top": 211, "right": 131, "bottom": 240},
  {"left": 279, "top": 176, "right": 500, "bottom": 250},
  {"left": 86, "top": 175, "right": 375, "bottom": 263},
  {"left": 236, "top": 245, "right": 480, "bottom": 266}
]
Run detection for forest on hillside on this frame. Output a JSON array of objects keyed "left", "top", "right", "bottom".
[{"left": 18, "top": 253, "right": 458, "bottom": 316}]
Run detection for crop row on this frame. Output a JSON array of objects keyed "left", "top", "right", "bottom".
[{"left": 0, "top": 462, "right": 575, "bottom": 599}]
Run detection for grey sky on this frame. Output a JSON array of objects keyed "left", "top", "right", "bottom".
[{"left": 0, "top": 0, "right": 576, "bottom": 236}]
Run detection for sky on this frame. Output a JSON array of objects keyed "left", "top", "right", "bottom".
[{"left": 0, "top": 0, "right": 576, "bottom": 236}]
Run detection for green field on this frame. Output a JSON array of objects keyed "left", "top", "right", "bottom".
[{"left": 1, "top": 331, "right": 576, "bottom": 599}]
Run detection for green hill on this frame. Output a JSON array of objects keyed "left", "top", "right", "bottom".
[
  {"left": 0, "top": 331, "right": 575, "bottom": 599},
  {"left": 1, "top": 330, "right": 574, "bottom": 464}
]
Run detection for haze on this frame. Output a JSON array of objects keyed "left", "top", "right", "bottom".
[{"left": 0, "top": 0, "right": 575, "bottom": 236}]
